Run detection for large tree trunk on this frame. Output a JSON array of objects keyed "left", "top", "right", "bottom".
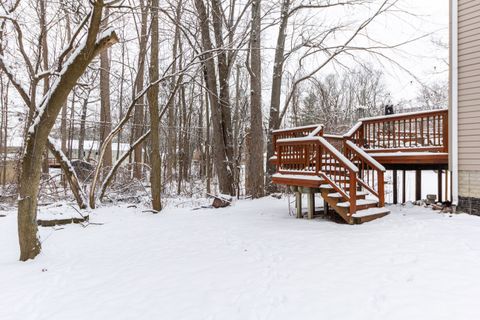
[
  {"left": 265, "top": 0, "right": 291, "bottom": 193},
  {"left": 246, "top": 0, "right": 264, "bottom": 198},
  {"left": 17, "top": 2, "right": 117, "bottom": 261},
  {"left": 147, "top": 0, "right": 162, "bottom": 211},
  {"left": 210, "top": 0, "right": 235, "bottom": 193},
  {"left": 194, "top": 0, "right": 234, "bottom": 195}
]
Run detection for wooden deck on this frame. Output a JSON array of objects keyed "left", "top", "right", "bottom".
[{"left": 270, "top": 109, "right": 449, "bottom": 224}]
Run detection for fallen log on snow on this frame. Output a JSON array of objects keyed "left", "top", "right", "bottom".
[{"left": 37, "top": 215, "right": 89, "bottom": 227}]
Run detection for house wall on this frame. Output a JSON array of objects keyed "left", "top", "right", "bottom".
[{"left": 457, "top": 0, "right": 480, "bottom": 214}]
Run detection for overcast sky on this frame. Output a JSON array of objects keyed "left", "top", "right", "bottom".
[
  {"left": 379, "top": 0, "right": 449, "bottom": 103},
  {"left": 262, "top": 0, "right": 450, "bottom": 107}
]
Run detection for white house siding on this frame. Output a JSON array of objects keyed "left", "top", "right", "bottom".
[{"left": 457, "top": 0, "right": 480, "bottom": 214}]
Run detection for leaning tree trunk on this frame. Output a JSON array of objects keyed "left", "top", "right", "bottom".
[
  {"left": 46, "top": 139, "right": 88, "bottom": 209},
  {"left": 17, "top": 2, "right": 117, "bottom": 261},
  {"left": 210, "top": 0, "right": 235, "bottom": 195},
  {"left": 99, "top": 7, "right": 113, "bottom": 168},
  {"left": 194, "top": 0, "right": 235, "bottom": 195},
  {"left": 61, "top": 9, "right": 72, "bottom": 156},
  {"left": 265, "top": 0, "right": 291, "bottom": 193}
]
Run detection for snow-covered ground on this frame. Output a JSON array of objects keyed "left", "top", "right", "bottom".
[{"left": 1, "top": 198, "right": 480, "bottom": 320}]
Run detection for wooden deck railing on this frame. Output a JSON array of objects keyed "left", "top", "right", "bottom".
[
  {"left": 276, "top": 136, "right": 359, "bottom": 214},
  {"left": 271, "top": 109, "right": 447, "bottom": 214},
  {"left": 272, "top": 124, "right": 323, "bottom": 155},
  {"left": 323, "top": 134, "right": 345, "bottom": 152},
  {"left": 275, "top": 138, "right": 319, "bottom": 175},
  {"left": 345, "top": 109, "right": 448, "bottom": 152}
]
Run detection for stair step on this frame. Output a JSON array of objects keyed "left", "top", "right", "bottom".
[
  {"left": 320, "top": 184, "right": 334, "bottom": 189},
  {"left": 327, "top": 191, "right": 369, "bottom": 198},
  {"left": 336, "top": 199, "right": 378, "bottom": 208},
  {"left": 351, "top": 207, "right": 390, "bottom": 224},
  {"left": 352, "top": 207, "right": 390, "bottom": 218},
  {"left": 272, "top": 173, "right": 326, "bottom": 188},
  {"left": 320, "top": 183, "right": 352, "bottom": 189},
  {"left": 320, "top": 182, "right": 352, "bottom": 190}
]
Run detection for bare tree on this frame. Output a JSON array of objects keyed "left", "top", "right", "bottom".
[
  {"left": 265, "top": 0, "right": 291, "bottom": 193},
  {"left": 39, "top": 0, "right": 50, "bottom": 175},
  {"left": 265, "top": 0, "right": 397, "bottom": 192},
  {"left": 296, "top": 67, "right": 389, "bottom": 131},
  {"left": 194, "top": 0, "right": 234, "bottom": 195},
  {"left": 166, "top": 0, "right": 182, "bottom": 183},
  {"left": 0, "top": 2, "right": 94, "bottom": 209},
  {"left": 132, "top": 1, "right": 149, "bottom": 179},
  {"left": 99, "top": 7, "right": 113, "bottom": 168},
  {"left": 246, "top": 0, "right": 264, "bottom": 198},
  {"left": 147, "top": 0, "right": 162, "bottom": 211},
  {"left": 14, "top": 1, "right": 118, "bottom": 261},
  {"left": 193, "top": 0, "right": 251, "bottom": 196}
]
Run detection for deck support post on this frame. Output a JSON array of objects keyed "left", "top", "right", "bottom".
[
  {"left": 393, "top": 170, "right": 398, "bottom": 204},
  {"left": 295, "top": 192, "right": 302, "bottom": 219},
  {"left": 402, "top": 170, "right": 406, "bottom": 203},
  {"left": 438, "top": 170, "right": 443, "bottom": 203},
  {"left": 415, "top": 170, "right": 422, "bottom": 201},
  {"left": 307, "top": 190, "right": 315, "bottom": 220},
  {"left": 324, "top": 201, "right": 329, "bottom": 216},
  {"left": 448, "top": 170, "right": 452, "bottom": 202}
]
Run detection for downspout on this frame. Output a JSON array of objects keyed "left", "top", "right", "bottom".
[{"left": 450, "top": 0, "right": 459, "bottom": 204}]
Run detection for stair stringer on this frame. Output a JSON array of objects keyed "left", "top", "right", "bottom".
[{"left": 319, "top": 186, "right": 354, "bottom": 224}]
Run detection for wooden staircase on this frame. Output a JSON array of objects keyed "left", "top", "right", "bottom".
[
  {"left": 270, "top": 109, "right": 449, "bottom": 224},
  {"left": 321, "top": 188, "right": 389, "bottom": 224},
  {"left": 272, "top": 128, "right": 388, "bottom": 224}
]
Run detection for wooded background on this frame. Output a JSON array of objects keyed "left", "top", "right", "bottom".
[{"left": 0, "top": 0, "right": 448, "bottom": 205}]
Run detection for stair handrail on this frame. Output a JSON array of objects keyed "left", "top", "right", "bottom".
[
  {"left": 272, "top": 124, "right": 323, "bottom": 146},
  {"left": 276, "top": 136, "right": 359, "bottom": 214},
  {"left": 344, "top": 140, "right": 386, "bottom": 207}
]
